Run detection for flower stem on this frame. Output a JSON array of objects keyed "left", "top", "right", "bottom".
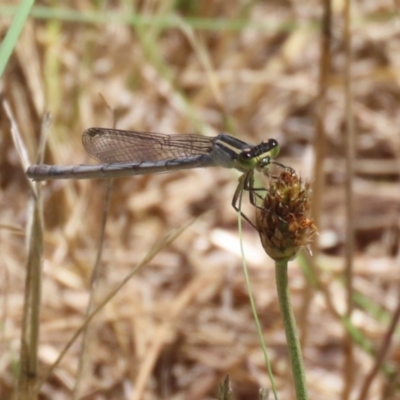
[{"left": 275, "top": 259, "right": 308, "bottom": 400}]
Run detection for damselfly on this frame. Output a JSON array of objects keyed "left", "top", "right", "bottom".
[{"left": 26, "top": 127, "right": 283, "bottom": 227}]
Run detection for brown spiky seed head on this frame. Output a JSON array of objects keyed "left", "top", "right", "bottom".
[{"left": 256, "top": 170, "right": 317, "bottom": 261}]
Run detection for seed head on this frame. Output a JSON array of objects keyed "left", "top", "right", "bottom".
[{"left": 256, "top": 169, "right": 317, "bottom": 261}]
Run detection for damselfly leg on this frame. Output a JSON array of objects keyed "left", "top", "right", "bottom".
[{"left": 232, "top": 162, "right": 295, "bottom": 229}]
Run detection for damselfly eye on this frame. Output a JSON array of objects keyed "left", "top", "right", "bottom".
[
  {"left": 240, "top": 147, "right": 252, "bottom": 159},
  {"left": 268, "top": 140, "right": 280, "bottom": 158},
  {"left": 238, "top": 149, "right": 252, "bottom": 159},
  {"left": 263, "top": 139, "right": 279, "bottom": 149},
  {"left": 243, "top": 151, "right": 252, "bottom": 159}
]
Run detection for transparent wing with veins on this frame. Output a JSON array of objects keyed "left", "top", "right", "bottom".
[{"left": 82, "top": 127, "right": 216, "bottom": 164}]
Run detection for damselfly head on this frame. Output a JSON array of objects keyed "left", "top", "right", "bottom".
[
  {"left": 236, "top": 138, "right": 280, "bottom": 170},
  {"left": 252, "top": 139, "right": 280, "bottom": 160}
]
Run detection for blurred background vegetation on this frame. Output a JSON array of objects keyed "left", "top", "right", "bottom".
[{"left": 1, "top": 1, "right": 400, "bottom": 399}]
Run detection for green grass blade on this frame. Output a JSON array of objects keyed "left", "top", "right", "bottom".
[
  {"left": 237, "top": 193, "right": 278, "bottom": 399},
  {"left": 0, "top": 0, "right": 34, "bottom": 79},
  {"left": 0, "top": 5, "right": 295, "bottom": 32}
]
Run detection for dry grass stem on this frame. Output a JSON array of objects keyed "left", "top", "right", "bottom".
[
  {"left": 343, "top": 0, "right": 356, "bottom": 397},
  {"left": 1, "top": 2, "right": 400, "bottom": 399}
]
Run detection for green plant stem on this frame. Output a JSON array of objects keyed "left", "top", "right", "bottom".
[
  {"left": 275, "top": 259, "right": 308, "bottom": 400},
  {"left": 237, "top": 207, "right": 278, "bottom": 399}
]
